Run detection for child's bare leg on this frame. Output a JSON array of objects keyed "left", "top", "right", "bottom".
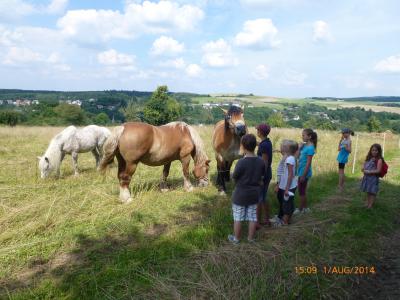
[
  {"left": 248, "top": 221, "right": 257, "bottom": 240},
  {"left": 339, "top": 169, "right": 345, "bottom": 190},
  {"left": 300, "top": 195, "right": 307, "bottom": 210},
  {"left": 282, "top": 214, "right": 290, "bottom": 224},
  {"left": 264, "top": 202, "right": 270, "bottom": 223},
  {"left": 234, "top": 221, "right": 242, "bottom": 240},
  {"left": 367, "top": 194, "right": 375, "bottom": 208}
]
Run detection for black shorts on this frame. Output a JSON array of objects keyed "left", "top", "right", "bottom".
[
  {"left": 277, "top": 188, "right": 296, "bottom": 217},
  {"left": 338, "top": 163, "right": 346, "bottom": 169}
]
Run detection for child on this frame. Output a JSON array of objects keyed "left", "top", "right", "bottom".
[
  {"left": 361, "top": 144, "right": 384, "bottom": 209},
  {"left": 274, "top": 140, "right": 298, "bottom": 226},
  {"left": 294, "top": 128, "right": 317, "bottom": 214},
  {"left": 270, "top": 146, "right": 287, "bottom": 223},
  {"left": 337, "top": 128, "right": 354, "bottom": 192},
  {"left": 256, "top": 123, "right": 273, "bottom": 227},
  {"left": 228, "top": 134, "right": 266, "bottom": 244}
]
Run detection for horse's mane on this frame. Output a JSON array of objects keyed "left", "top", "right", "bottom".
[{"left": 187, "top": 124, "right": 209, "bottom": 165}]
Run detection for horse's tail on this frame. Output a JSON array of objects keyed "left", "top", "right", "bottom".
[
  {"left": 187, "top": 125, "right": 208, "bottom": 164},
  {"left": 99, "top": 126, "right": 124, "bottom": 173}
]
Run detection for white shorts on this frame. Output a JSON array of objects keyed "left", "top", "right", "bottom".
[{"left": 232, "top": 204, "right": 257, "bottom": 222}]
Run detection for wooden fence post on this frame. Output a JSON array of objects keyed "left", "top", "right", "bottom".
[{"left": 352, "top": 134, "right": 359, "bottom": 174}]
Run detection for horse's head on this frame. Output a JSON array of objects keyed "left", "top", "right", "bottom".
[
  {"left": 37, "top": 156, "right": 51, "bottom": 178},
  {"left": 222, "top": 106, "right": 246, "bottom": 137},
  {"left": 193, "top": 159, "right": 211, "bottom": 187}
]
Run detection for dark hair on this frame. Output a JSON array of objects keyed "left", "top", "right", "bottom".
[
  {"left": 241, "top": 134, "right": 257, "bottom": 152},
  {"left": 366, "top": 143, "right": 384, "bottom": 162},
  {"left": 303, "top": 128, "right": 318, "bottom": 149}
]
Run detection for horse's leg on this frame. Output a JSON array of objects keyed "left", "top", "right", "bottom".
[
  {"left": 161, "top": 162, "right": 171, "bottom": 192},
  {"left": 72, "top": 152, "right": 79, "bottom": 176},
  {"left": 56, "top": 152, "right": 66, "bottom": 178},
  {"left": 116, "top": 152, "right": 137, "bottom": 203},
  {"left": 216, "top": 156, "right": 226, "bottom": 195},
  {"left": 181, "top": 155, "right": 193, "bottom": 192},
  {"left": 224, "top": 160, "right": 232, "bottom": 182},
  {"left": 91, "top": 148, "right": 100, "bottom": 168}
]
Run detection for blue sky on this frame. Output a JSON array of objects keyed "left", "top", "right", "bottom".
[{"left": 0, "top": 0, "right": 399, "bottom": 97}]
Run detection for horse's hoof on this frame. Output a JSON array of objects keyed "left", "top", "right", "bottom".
[
  {"left": 161, "top": 188, "right": 169, "bottom": 193},
  {"left": 219, "top": 191, "right": 226, "bottom": 196},
  {"left": 185, "top": 186, "right": 194, "bottom": 192},
  {"left": 121, "top": 197, "right": 133, "bottom": 203}
]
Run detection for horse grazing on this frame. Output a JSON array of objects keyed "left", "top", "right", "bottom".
[
  {"left": 38, "top": 125, "right": 111, "bottom": 178},
  {"left": 99, "top": 121, "right": 211, "bottom": 203},
  {"left": 212, "top": 106, "right": 247, "bottom": 194}
]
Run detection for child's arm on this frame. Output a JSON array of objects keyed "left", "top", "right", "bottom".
[
  {"left": 364, "top": 159, "right": 383, "bottom": 175},
  {"left": 285, "top": 163, "right": 294, "bottom": 196},
  {"left": 232, "top": 160, "right": 244, "bottom": 181},
  {"left": 345, "top": 140, "right": 352, "bottom": 153},
  {"left": 338, "top": 138, "right": 342, "bottom": 151}
]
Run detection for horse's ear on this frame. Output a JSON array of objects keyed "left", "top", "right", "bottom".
[
  {"left": 221, "top": 108, "right": 228, "bottom": 115},
  {"left": 241, "top": 105, "right": 245, "bottom": 113},
  {"left": 206, "top": 159, "right": 211, "bottom": 166}
]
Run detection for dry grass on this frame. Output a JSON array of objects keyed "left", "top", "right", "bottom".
[{"left": 0, "top": 125, "right": 399, "bottom": 299}]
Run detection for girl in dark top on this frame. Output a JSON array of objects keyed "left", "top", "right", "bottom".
[
  {"left": 256, "top": 123, "right": 273, "bottom": 227},
  {"left": 228, "top": 134, "right": 265, "bottom": 244}
]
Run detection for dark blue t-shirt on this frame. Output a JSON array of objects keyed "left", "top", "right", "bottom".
[{"left": 257, "top": 138, "right": 273, "bottom": 181}]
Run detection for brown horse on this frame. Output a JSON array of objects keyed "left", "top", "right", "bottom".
[
  {"left": 212, "top": 106, "right": 247, "bottom": 194},
  {"left": 99, "top": 121, "right": 210, "bottom": 203}
]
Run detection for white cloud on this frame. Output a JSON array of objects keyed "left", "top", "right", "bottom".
[
  {"left": 46, "top": 0, "right": 69, "bottom": 14},
  {"left": 240, "top": 0, "right": 301, "bottom": 7},
  {"left": 374, "top": 54, "right": 400, "bottom": 73},
  {"left": 2, "top": 47, "right": 42, "bottom": 65},
  {"left": 0, "top": 0, "right": 68, "bottom": 19},
  {"left": 0, "top": 0, "right": 35, "bottom": 20},
  {"left": 313, "top": 20, "right": 333, "bottom": 43},
  {"left": 2, "top": 47, "right": 71, "bottom": 72},
  {"left": 252, "top": 64, "right": 269, "bottom": 80},
  {"left": 97, "top": 49, "right": 135, "bottom": 67},
  {"left": 234, "top": 19, "right": 280, "bottom": 49},
  {"left": 57, "top": 1, "right": 204, "bottom": 45},
  {"left": 202, "top": 39, "right": 238, "bottom": 68},
  {"left": 282, "top": 69, "right": 307, "bottom": 86},
  {"left": 151, "top": 36, "right": 185, "bottom": 56},
  {"left": 186, "top": 64, "right": 203, "bottom": 77},
  {"left": 159, "top": 58, "right": 186, "bottom": 69}
]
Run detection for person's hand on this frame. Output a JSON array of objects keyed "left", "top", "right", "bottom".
[
  {"left": 284, "top": 189, "right": 289, "bottom": 197},
  {"left": 274, "top": 185, "right": 279, "bottom": 193},
  {"left": 299, "top": 176, "right": 306, "bottom": 183}
]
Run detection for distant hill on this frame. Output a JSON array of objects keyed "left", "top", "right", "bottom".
[{"left": 309, "top": 96, "right": 400, "bottom": 102}]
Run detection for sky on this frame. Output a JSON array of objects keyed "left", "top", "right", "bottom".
[{"left": 0, "top": 0, "right": 400, "bottom": 97}]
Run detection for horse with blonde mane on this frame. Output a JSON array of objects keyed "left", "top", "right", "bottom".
[
  {"left": 212, "top": 106, "right": 247, "bottom": 195},
  {"left": 38, "top": 125, "right": 111, "bottom": 178},
  {"left": 99, "top": 121, "right": 210, "bottom": 203}
]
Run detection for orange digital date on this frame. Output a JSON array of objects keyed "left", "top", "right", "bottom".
[{"left": 295, "top": 265, "right": 376, "bottom": 275}]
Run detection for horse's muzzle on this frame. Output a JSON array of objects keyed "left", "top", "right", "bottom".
[
  {"left": 198, "top": 178, "right": 209, "bottom": 187},
  {"left": 235, "top": 124, "right": 246, "bottom": 136}
]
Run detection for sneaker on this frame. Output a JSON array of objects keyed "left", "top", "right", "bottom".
[
  {"left": 273, "top": 219, "right": 283, "bottom": 227},
  {"left": 302, "top": 208, "right": 311, "bottom": 214},
  {"left": 293, "top": 208, "right": 301, "bottom": 215},
  {"left": 247, "top": 238, "right": 256, "bottom": 244},
  {"left": 269, "top": 215, "right": 279, "bottom": 223},
  {"left": 228, "top": 234, "right": 240, "bottom": 244}
]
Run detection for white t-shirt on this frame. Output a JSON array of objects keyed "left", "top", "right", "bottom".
[{"left": 279, "top": 155, "right": 298, "bottom": 190}]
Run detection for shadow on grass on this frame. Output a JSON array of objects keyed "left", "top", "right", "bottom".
[{"left": 2, "top": 169, "right": 400, "bottom": 299}]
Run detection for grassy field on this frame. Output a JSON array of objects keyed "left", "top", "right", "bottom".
[{"left": 1, "top": 125, "right": 399, "bottom": 299}]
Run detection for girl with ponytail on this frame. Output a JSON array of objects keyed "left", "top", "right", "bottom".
[{"left": 295, "top": 128, "right": 318, "bottom": 214}]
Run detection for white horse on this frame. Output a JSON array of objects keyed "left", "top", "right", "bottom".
[{"left": 38, "top": 125, "right": 111, "bottom": 178}]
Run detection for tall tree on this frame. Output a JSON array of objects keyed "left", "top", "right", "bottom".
[
  {"left": 143, "top": 86, "right": 182, "bottom": 125},
  {"left": 367, "top": 116, "right": 381, "bottom": 132},
  {"left": 120, "top": 100, "right": 142, "bottom": 122}
]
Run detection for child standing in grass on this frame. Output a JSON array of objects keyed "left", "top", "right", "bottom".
[
  {"left": 274, "top": 140, "right": 298, "bottom": 226},
  {"left": 256, "top": 123, "right": 273, "bottom": 227},
  {"left": 361, "top": 144, "right": 384, "bottom": 209},
  {"left": 228, "top": 134, "right": 265, "bottom": 244},
  {"left": 294, "top": 128, "right": 317, "bottom": 214},
  {"left": 337, "top": 128, "right": 354, "bottom": 192}
]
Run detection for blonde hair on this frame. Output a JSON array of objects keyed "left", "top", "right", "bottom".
[{"left": 281, "top": 139, "right": 298, "bottom": 155}]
